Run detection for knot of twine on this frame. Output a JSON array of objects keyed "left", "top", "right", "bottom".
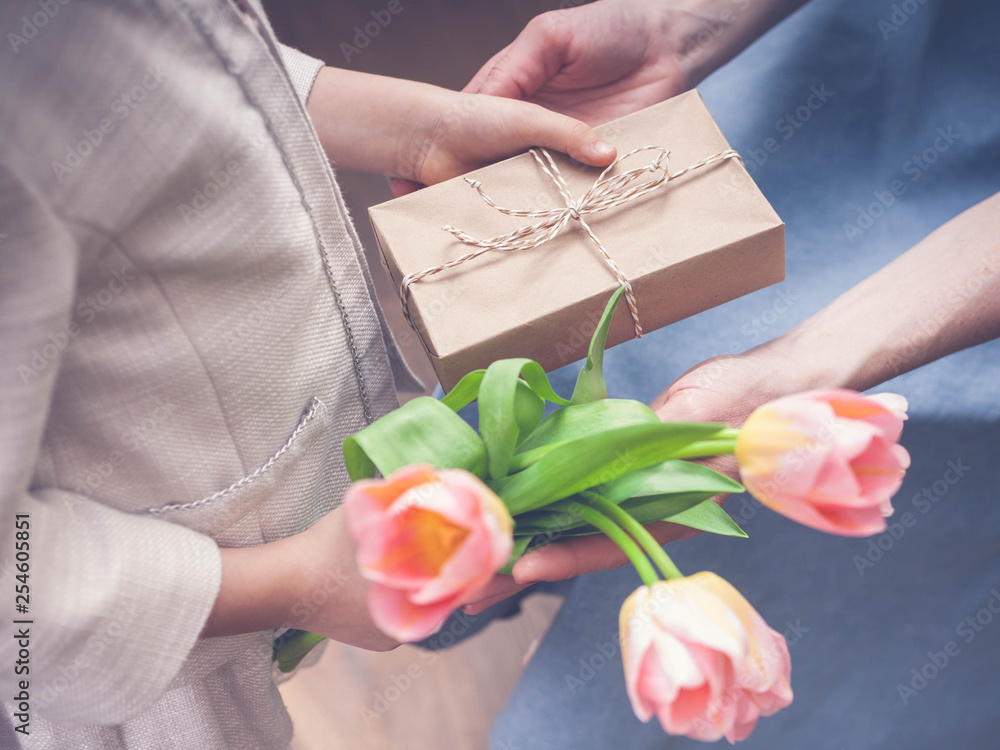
[{"left": 399, "top": 145, "right": 742, "bottom": 338}]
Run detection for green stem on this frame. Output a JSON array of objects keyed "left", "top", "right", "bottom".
[
  {"left": 582, "top": 492, "right": 684, "bottom": 580},
  {"left": 668, "top": 434, "right": 738, "bottom": 460},
  {"left": 548, "top": 499, "right": 660, "bottom": 586}
]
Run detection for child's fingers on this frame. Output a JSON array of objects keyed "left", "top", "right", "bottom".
[
  {"left": 390, "top": 177, "right": 422, "bottom": 198},
  {"left": 516, "top": 104, "right": 617, "bottom": 168}
]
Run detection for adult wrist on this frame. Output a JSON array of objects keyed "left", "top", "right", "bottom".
[
  {"left": 657, "top": 0, "right": 808, "bottom": 88},
  {"left": 743, "top": 317, "right": 871, "bottom": 397}
]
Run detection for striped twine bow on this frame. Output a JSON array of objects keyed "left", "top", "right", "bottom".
[{"left": 399, "top": 145, "right": 742, "bottom": 338}]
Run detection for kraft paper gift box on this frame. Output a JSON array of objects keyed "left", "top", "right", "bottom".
[{"left": 369, "top": 90, "right": 785, "bottom": 390}]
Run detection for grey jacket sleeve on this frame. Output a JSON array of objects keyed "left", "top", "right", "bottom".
[
  {"left": 278, "top": 43, "right": 325, "bottom": 105},
  {"left": 0, "top": 167, "right": 223, "bottom": 728}
]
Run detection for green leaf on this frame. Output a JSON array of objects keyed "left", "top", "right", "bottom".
[
  {"left": 486, "top": 473, "right": 516, "bottom": 497},
  {"left": 478, "top": 359, "right": 568, "bottom": 480},
  {"left": 510, "top": 399, "right": 659, "bottom": 471},
  {"left": 513, "top": 381, "right": 546, "bottom": 446},
  {"left": 617, "top": 492, "right": 721, "bottom": 523},
  {"left": 517, "top": 493, "right": 746, "bottom": 539},
  {"left": 570, "top": 286, "right": 625, "bottom": 405},
  {"left": 440, "top": 370, "right": 486, "bottom": 412},
  {"left": 513, "top": 490, "right": 714, "bottom": 535},
  {"left": 597, "top": 460, "right": 744, "bottom": 504},
  {"left": 660, "top": 498, "right": 748, "bottom": 537},
  {"left": 499, "top": 421, "right": 726, "bottom": 515},
  {"left": 342, "top": 396, "right": 487, "bottom": 480},
  {"left": 275, "top": 631, "right": 326, "bottom": 673},
  {"left": 513, "top": 507, "right": 587, "bottom": 535},
  {"left": 517, "top": 361, "right": 572, "bottom": 407}
]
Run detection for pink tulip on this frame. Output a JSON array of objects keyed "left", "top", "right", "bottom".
[
  {"left": 735, "top": 389, "right": 910, "bottom": 536},
  {"left": 620, "top": 573, "right": 793, "bottom": 743},
  {"left": 343, "top": 464, "right": 513, "bottom": 642}
]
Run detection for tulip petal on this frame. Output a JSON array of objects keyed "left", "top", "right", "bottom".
[
  {"left": 829, "top": 416, "right": 880, "bottom": 462},
  {"left": 850, "top": 436, "right": 907, "bottom": 501},
  {"left": 439, "top": 470, "right": 513, "bottom": 529},
  {"left": 649, "top": 584, "right": 745, "bottom": 661},
  {"left": 620, "top": 576, "right": 792, "bottom": 743},
  {"left": 694, "top": 575, "right": 789, "bottom": 688},
  {"left": 738, "top": 399, "right": 835, "bottom": 499},
  {"left": 343, "top": 464, "right": 440, "bottom": 539},
  {"left": 409, "top": 526, "right": 494, "bottom": 605},
  {"left": 775, "top": 496, "right": 887, "bottom": 535},
  {"left": 737, "top": 389, "right": 909, "bottom": 538},
  {"left": 621, "top": 590, "right": 657, "bottom": 717},
  {"left": 728, "top": 695, "right": 762, "bottom": 743},
  {"left": 359, "top": 505, "right": 471, "bottom": 586},
  {"left": 635, "top": 647, "right": 693, "bottom": 721},
  {"left": 393, "top": 480, "right": 480, "bottom": 528},
  {"left": 803, "top": 453, "right": 861, "bottom": 505},
  {"left": 660, "top": 681, "right": 718, "bottom": 741},
  {"left": 816, "top": 389, "right": 907, "bottom": 443},
  {"left": 345, "top": 465, "right": 515, "bottom": 643},
  {"left": 367, "top": 582, "right": 459, "bottom": 642}
]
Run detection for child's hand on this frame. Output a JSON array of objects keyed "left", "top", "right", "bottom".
[
  {"left": 393, "top": 86, "right": 617, "bottom": 194},
  {"left": 201, "top": 508, "right": 399, "bottom": 652},
  {"left": 305, "top": 67, "right": 616, "bottom": 196}
]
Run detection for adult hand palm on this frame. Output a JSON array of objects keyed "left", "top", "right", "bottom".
[{"left": 463, "top": 1, "right": 689, "bottom": 126}]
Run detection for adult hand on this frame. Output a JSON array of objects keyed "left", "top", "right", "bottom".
[
  {"left": 467, "top": 185, "right": 1000, "bottom": 613},
  {"left": 464, "top": 0, "right": 689, "bottom": 128},
  {"left": 461, "top": 0, "right": 812, "bottom": 126}
]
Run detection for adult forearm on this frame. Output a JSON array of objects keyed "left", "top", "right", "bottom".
[
  {"left": 658, "top": 0, "right": 813, "bottom": 87},
  {"left": 759, "top": 191, "right": 1000, "bottom": 393}
]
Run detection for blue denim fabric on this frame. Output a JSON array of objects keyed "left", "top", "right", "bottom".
[{"left": 469, "top": 0, "right": 1000, "bottom": 746}]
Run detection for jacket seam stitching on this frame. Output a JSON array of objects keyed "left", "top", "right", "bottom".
[{"left": 175, "top": 0, "right": 374, "bottom": 423}]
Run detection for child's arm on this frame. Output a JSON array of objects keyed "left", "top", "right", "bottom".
[
  {"left": 201, "top": 71, "right": 620, "bottom": 647},
  {"left": 304, "top": 67, "right": 619, "bottom": 186},
  {"left": 202, "top": 507, "right": 399, "bottom": 651}
]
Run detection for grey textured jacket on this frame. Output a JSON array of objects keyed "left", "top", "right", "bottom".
[{"left": 0, "top": 0, "right": 412, "bottom": 746}]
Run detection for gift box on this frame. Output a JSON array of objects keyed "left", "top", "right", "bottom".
[{"left": 369, "top": 90, "right": 784, "bottom": 390}]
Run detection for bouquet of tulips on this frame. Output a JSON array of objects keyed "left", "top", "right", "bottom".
[{"left": 277, "top": 288, "right": 910, "bottom": 743}]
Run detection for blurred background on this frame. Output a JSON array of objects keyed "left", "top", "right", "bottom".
[{"left": 264, "top": 2, "right": 572, "bottom": 748}]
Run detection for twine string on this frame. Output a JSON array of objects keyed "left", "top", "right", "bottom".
[{"left": 399, "top": 145, "right": 742, "bottom": 338}]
